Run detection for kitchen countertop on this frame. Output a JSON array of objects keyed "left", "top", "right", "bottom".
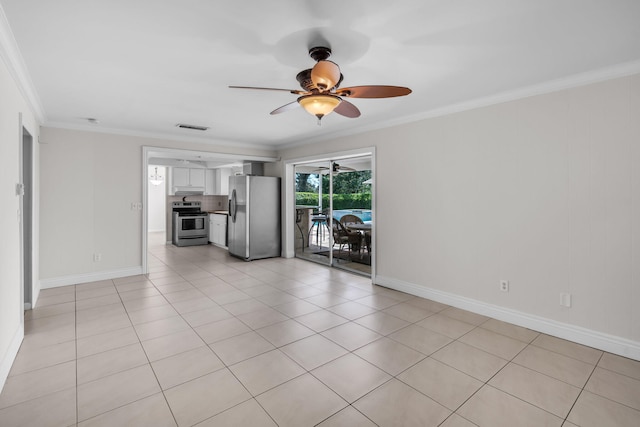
[{"left": 207, "top": 210, "right": 229, "bottom": 215}]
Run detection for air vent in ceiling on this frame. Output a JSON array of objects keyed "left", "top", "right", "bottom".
[{"left": 176, "top": 123, "right": 209, "bottom": 131}]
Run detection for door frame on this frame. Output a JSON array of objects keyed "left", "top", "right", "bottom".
[
  {"left": 283, "top": 147, "right": 376, "bottom": 280},
  {"left": 140, "top": 146, "right": 278, "bottom": 274},
  {"left": 18, "top": 114, "right": 35, "bottom": 311}
]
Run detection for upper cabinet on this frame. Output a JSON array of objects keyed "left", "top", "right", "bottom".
[
  {"left": 172, "top": 167, "right": 205, "bottom": 187},
  {"left": 216, "top": 168, "right": 231, "bottom": 195},
  {"left": 169, "top": 167, "right": 231, "bottom": 195},
  {"left": 204, "top": 169, "right": 216, "bottom": 195},
  {"left": 189, "top": 169, "right": 205, "bottom": 187},
  {"left": 170, "top": 167, "right": 205, "bottom": 194},
  {"left": 171, "top": 167, "right": 189, "bottom": 187}
]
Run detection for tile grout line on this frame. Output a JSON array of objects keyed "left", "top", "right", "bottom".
[
  {"left": 143, "top": 258, "right": 282, "bottom": 425},
  {"left": 389, "top": 320, "right": 540, "bottom": 425},
  {"left": 17, "top": 242, "right": 640, "bottom": 426},
  {"left": 450, "top": 336, "right": 579, "bottom": 424},
  {"left": 560, "top": 350, "right": 607, "bottom": 425},
  {"left": 115, "top": 274, "right": 180, "bottom": 427}
]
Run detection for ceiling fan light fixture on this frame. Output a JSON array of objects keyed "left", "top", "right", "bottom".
[
  {"left": 311, "top": 60, "right": 341, "bottom": 91},
  {"left": 298, "top": 94, "right": 341, "bottom": 119}
]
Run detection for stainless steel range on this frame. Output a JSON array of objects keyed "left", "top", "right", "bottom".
[{"left": 172, "top": 201, "right": 209, "bottom": 247}]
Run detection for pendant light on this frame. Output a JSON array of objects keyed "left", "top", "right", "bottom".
[{"left": 149, "top": 167, "right": 164, "bottom": 186}]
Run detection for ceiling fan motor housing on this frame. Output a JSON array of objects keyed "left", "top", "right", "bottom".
[
  {"left": 296, "top": 69, "right": 315, "bottom": 91},
  {"left": 296, "top": 68, "right": 343, "bottom": 92},
  {"left": 309, "top": 46, "right": 332, "bottom": 61}
]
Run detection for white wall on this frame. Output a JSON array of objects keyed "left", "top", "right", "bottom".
[
  {"left": 278, "top": 74, "right": 640, "bottom": 358},
  {"left": 147, "top": 166, "right": 166, "bottom": 232},
  {"left": 0, "top": 55, "right": 40, "bottom": 390},
  {"left": 38, "top": 127, "right": 277, "bottom": 285}
]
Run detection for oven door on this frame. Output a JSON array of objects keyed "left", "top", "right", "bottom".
[{"left": 175, "top": 214, "right": 209, "bottom": 238}]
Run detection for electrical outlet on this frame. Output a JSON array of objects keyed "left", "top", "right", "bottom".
[
  {"left": 560, "top": 293, "right": 572, "bottom": 307},
  {"left": 93, "top": 253, "right": 101, "bottom": 262},
  {"left": 500, "top": 280, "right": 509, "bottom": 292}
]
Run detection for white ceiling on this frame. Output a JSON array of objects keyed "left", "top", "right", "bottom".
[{"left": 2, "top": 0, "right": 640, "bottom": 149}]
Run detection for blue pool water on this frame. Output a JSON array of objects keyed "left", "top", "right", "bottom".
[{"left": 332, "top": 209, "right": 372, "bottom": 223}]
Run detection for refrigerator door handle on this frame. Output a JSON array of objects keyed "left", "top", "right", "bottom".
[{"left": 230, "top": 189, "right": 237, "bottom": 222}]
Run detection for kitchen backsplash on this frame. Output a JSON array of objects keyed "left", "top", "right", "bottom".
[{"left": 167, "top": 195, "right": 228, "bottom": 211}]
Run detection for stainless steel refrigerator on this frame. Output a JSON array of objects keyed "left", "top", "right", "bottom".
[{"left": 228, "top": 175, "right": 281, "bottom": 261}]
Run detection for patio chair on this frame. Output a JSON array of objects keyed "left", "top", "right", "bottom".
[
  {"left": 340, "top": 214, "right": 367, "bottom": 254},
  {"left": 332, "top": 218, "right": 361, "bottom": 261},
  {"left": 339, "top": 214, "right": 363, "bottom": 226}
]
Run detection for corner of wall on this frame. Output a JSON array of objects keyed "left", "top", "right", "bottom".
[{"left": 0, "top": 325, "right": 23, "bottom": 394}]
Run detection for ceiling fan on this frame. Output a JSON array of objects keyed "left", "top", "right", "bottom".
[
  {"left": 229, "top": 46, "right": 412, "bottom": 124},
  {"left": 312, "top": 163, "right": 356, "bottom": 174}
]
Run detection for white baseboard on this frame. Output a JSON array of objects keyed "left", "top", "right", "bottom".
[
  {"left": 39, "top": 266, "right": 144, "bottom": 290},
  {"left": 374, "top": 274, "right": 640, "bottom": 361},
  {"left": 0, "top": 325, "right": 24, "bottom": 394}
]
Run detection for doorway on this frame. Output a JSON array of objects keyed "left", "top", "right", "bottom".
[
  {"left": 141, "top": 147, "right": 279, "bottom": 274},
  {"left": 293, "top": 154, "right": 373, "bottom": 277},
  {"left": 147, "top": 165, "right": 167, "bottom": 246},
  {"left": 20, "top": 126, "right": 34, "bottom": 309}
]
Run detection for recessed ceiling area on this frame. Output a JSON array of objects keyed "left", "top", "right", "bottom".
[
  {"left": 146, "top": 149, "right": 278, "bottom": 170},
  {"left": 2, "top": 0, "right": 639, "bottom": 148}
]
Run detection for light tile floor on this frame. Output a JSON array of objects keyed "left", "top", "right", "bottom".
[{"left": 1, "top": 239, "right": 640, "bottom": 426}]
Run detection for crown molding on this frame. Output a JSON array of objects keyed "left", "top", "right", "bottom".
[
  {"left": 42, "top": 121, "right": 278, "bottom": 152},
  {"left": 275, "top": 61, "right": 640, "bottom": 151},
  {"left": 0, "top": 4, "right": 45, "bottom": 122}
]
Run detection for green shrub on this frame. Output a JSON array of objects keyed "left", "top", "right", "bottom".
[{"left": 296, "top": 192, "right": 371, "bottom": 210}]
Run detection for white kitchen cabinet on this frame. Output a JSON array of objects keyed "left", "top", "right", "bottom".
[
  {"left": 189, "top": 168, "right": 205, "bottom": 187},
  {"left": 209, "top": 214, "right": 227, "bottom": 246},
  {"left": 172, "top": 167, "right": 190, "bottom": 187},
  {"left": 170, "top": 167, "right": 206, "bottom": 194},
  {"left": 204, "top": 169, "right": 216, "bottom": 195},
  {"left": 215, "top": 168, "right": 231, "bottom": 195}
]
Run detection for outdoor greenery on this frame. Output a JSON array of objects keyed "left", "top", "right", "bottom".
[
  {"left": 323, "top": 170, "right": 372, "bottom": 194},
  {"left": 295, "top": 170, "right": 372, "bottom": 210},
  {"left": 295, "top": 192, "right": 372, "bottom": 210}
]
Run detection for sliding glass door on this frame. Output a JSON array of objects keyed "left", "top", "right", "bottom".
[
  {"left": 329, "top": 157, "right": 372, "bottom": 275},
  {"left": 294, "top": 162, "right": 331, "bottom": 267},
  {"left": 294, "top": 156, "right": 372, "bottom": 277}
]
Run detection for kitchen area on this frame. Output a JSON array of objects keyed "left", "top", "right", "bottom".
[
  {"left": 146, "top": 151, "right": 280, "bottom": 262},
  {"left": 148, "top": 160, "right": 235, "bottom": 248}
]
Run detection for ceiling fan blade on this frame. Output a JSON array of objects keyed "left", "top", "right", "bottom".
[
  {"left": 270, "top": 101, "right": 301, "bottom": 115},
  {"left": 334, "top": 163, "right": 356, "bottom": 172},
  {"left": 336, "top": 85, "right": 412, "bottom": 98},
  {"left": 229, "top": 85, "right": 308, "bottom": 95},
  {"left": 333, "top": 99, "right": 361, "bottom": 118}
]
